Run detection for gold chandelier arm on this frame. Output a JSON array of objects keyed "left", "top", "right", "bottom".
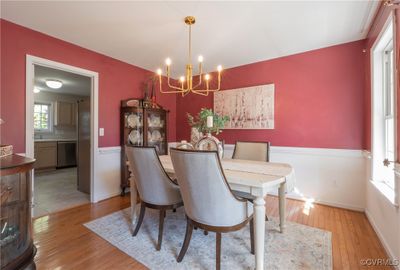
[
  {"left": 166, "top": 66, "right": 189, "bottom": 91},
  {"left": 167, "top": 80, "right": 187, "bottom": 91},
  {"left": 192, "top": 72, "right": 221, "bottom": 93},
  {"left": 159, "top": 84, "right": 188, "bottom": 94},
  {"left": 191, "top": 88, "right": 210, "bottom": 96},
  {"left": 158, "top": 75, "right": 189, "bottom": 94}
]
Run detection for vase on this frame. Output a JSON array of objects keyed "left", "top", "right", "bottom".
[
  {"left": 190, "top": 127, "right": 203, "bottom": 145},
  {"left": 195, "top": 133, "right": 224, "bottom": 158}
]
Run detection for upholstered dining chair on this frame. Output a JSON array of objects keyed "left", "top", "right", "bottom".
[
  {"left": 232, "top": 141, "right": 271, "bottom": 221},
  {"left": 232, "top": 141, "right": 271, "bottom": 162},
  {"left": 125, "top": 146, "right": 184, "bottom": 251},
  {"left": 170, "top": 148, "right": 254, "bottom": 270}
]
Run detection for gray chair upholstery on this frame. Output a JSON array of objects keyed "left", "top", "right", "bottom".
[
  {"left": 126, "top": 146, "right": 182, "bottom": 206},
  {"left": 232, "top": 141, "right": 271, "bottom": 162},
  {"left": 170, "top": 148, "right": 254, "bottom": 269},
  {"left": 170, "top": 148, "right": 252, "bottom": 226},
  {"left": 232, "top": 141, "right": 271, "bottom": 221},
  {"left": 125, "top": 146, "right": 183, "bottom": 250}
]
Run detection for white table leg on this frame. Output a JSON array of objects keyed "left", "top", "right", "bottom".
[
  {"left": 278, "top": 181, "right": 286, "bottom": 233},
  {"left": 253, "top": 196, "right": 266, "bottom": 270}
]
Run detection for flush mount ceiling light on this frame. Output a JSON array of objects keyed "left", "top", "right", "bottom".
[
  {"left": 45, "top": 79, "right": 63, "bottom": 89},
  {"left": 33, "top": 87, "right": 40, "bottom": 93}
]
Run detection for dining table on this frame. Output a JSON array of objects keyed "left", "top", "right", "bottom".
[{"left": 128, "top": 155, "right": 296, "bottom": 270}]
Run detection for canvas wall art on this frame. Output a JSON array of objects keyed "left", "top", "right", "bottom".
[{"left": 214, "top": 84, "right": 274, "bottom": 129}]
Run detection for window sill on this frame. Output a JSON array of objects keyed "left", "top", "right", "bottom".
[{"left": 370, "top": 180, "right": 398, "bottom": 207}]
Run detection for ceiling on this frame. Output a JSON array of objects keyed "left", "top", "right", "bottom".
[
  {"left": 2, "top": 1, "right": 379, "bottom": 77},
  {"left": 34, "top": 65, "right": 91, "bottom": 96}
]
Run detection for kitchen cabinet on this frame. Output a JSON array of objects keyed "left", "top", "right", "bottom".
[
  {"left": 34, "top": 142, "right": 57, "bottom": 170},
  {"left": 54, "top": 101, "right": 75, "bottom": 126}
]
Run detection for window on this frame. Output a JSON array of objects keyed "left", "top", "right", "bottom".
[
  {"left": 371, "top": 14, "right": 397, "bottom": 203},
  {"left": 383, "top": 41, "right": 395, "bottom": 189},
  {"left": 34, "top": 103, "right": 52, "bottom": 132}
]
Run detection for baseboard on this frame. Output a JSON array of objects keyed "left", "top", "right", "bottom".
[
  {"left": 268, "top": 191, "right": 365, "bottom": 212},
  {"left": 94, "top": 191, "right": 122, "bottom": 203},
  {"left": 365, "top": 209, "right": 399, "bottom": 268}
]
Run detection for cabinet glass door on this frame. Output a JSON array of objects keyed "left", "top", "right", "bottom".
[
  {"left": 145, "top": 109, "right": 167, "bottom": 155},
  {"left": 125, "top": 111, "right": 143, "bottom": 146}
]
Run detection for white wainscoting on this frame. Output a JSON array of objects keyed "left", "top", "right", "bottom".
[
  {"left": 364, "top": 151, "right": 400, "bottom": 267},
  {"left": 223, "top": 144, "right": 366, "bottom": 211},
  {"left": 97, "top": 144, "right": 366, "bottom": 211},
  {"left": 94, "top": 146, "right": 122, "bottom": 202}
]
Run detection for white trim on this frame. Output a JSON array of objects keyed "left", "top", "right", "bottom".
[
  {"left": 279, "top": 192, "right": 364, "bottom": 212},
  {"left": 370, "top": 12, "right": 399, "bottom": 207},
  {"left": 365, "top": 209, "right": 399, "bottom": 269},
  {"left": 363, "top": 150, "right": 372, "bottom": 159},
  {"left": 222, "top": 144, "right": 364, "bottom": 158},
  {"left": 98, "top": 146, "right": 121, "bottom": 155},
  {"left": 26, "top": 55, "right": 99, "bottom": 203}
]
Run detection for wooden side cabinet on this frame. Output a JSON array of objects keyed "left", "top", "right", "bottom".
[
  {"left": 54, "top": 101, "right": 75, "bottom": 126},
  {"left": 1, "top": 154, "right": 36, "bottom": 270}
]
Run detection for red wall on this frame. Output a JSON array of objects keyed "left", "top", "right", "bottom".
[
  {"left": 0, "top": 20, "right": 176, "bottom": 153},
  {"left": 176, "top": 40, "right": 366, "bottom": 150}
]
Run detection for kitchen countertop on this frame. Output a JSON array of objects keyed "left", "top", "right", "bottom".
[{"left": 34, "top": 138, "right": 77, "bottom": 142}]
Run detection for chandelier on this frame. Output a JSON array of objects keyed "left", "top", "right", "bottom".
[{"left": 156, "top": 16, "right": 223, "bottom": 96}]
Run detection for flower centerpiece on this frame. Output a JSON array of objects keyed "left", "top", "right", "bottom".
[
  {"left": 187, "top": 108, "right": 229, "bottom": 157},
  {"left": 187, "top": 108, "right": 229, "bottom": 136}
]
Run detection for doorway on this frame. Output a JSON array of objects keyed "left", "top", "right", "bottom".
[{"left": 26, "top": 55, "right": 99, "bottom": 217}]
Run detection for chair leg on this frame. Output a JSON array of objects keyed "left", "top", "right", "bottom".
[
  {"left": 216, "top": 232, "right": 221, "bottom": 270},
  {"left": 157, "top": 209, "right": 165, "bottom": 251},
  {"left": 177, "top": 219, "right": 193, "bottom": 262},
  {"left": 249, "top": 219, "right": 255, "bottom": 255},
  {"left": 173, "top": 208, "right": 176, "bottom": 212},
  {"left": 265, "top": 214, "right": 269, "bottom": 221},
  {"left": 204, "top": 230, "right": 208, "bottom": 235},
  {"left": 132, "top": 203, "right": 145, "bottom": 236}
]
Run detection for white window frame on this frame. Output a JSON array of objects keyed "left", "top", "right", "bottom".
[
  {"left": 34, "top": 102, "right": 53, "bottom": 133},
  {"left": 371, "top": 12, "right": 398, "bottom": 206}
]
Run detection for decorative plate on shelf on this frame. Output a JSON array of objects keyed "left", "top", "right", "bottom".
[
  {"left": 127, "top": 114, "right": 140, "bottom": 128},
  {"left": 128, "top": 130, "right": 141, "bottom": 144},
  {"left": 148, "top": 115, "right": 161, "bottom": 128},
  {"left": 152, "top": 130, "right": 162, "bottom": 141}
]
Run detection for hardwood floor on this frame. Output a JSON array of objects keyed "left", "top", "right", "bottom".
[{"left": 33, "top": 195, "right": 392, "bottom": 270}]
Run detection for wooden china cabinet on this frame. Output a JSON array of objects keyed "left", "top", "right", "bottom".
[
  {"left": 120, "top": 99, "right": 168, "bottom": 196},
  {"left": 0, "top": 154, "right": 36, "bottom": 270}
]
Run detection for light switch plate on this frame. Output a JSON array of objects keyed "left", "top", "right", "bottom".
[{"left": 99, "top": 128, "right": 104, "bottom": 136}]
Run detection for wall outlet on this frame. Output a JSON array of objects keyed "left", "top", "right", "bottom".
[{"left": 99, "top": 128, "right": 104, "bottom": 136}]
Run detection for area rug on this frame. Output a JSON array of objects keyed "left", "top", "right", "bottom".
[{"left": 84, "top": 208, "right": 332, "bottom": 270}]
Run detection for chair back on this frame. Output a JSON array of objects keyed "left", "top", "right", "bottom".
[
  {"left": 125, "top": 146, "right": 181, "bottom": 206},
  {"left": 232, "top": 141, "right": 270, "bottom": 162},
  {"left": 170, "top": 148, "right": 249, "bottom": 227}
]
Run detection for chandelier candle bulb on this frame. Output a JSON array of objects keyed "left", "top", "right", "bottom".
[
  {"left": 198, "top": 55, "right": 203, "bottom": 62},
  {"left": 206, "top": 115, "right": 213, "bottom": 128},
  {"left": 165, "top": 58, "right": 171, "bottom": 66}
]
